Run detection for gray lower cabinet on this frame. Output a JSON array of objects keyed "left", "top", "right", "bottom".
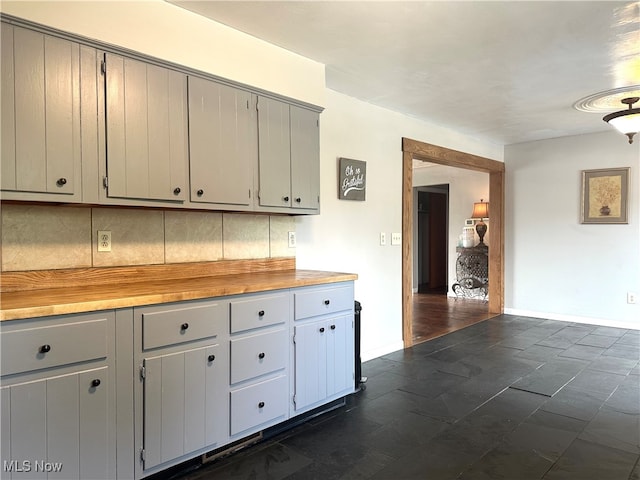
[
  {"left": 134, "top": 300, "right": 229, "bottom": 478},
  {"left": 1, "top": 24, "right": 94, "bottom": 203},
  {"left": 188, "top": 76, "right": 256, "bottom": 207},
  {"left": 0, "top": 281, "right": 353, "bottom": 479},
  {"left": 293, "top": 283, "right": 355, "bottom": 413},
  {"left": 228, "top": 291, "right": 290, "bottom": 438},
  {"left": 103, "top": 53, "right": 188, "bottom": 203},
  {"left": 0, "top": 311, "right": 116, "bottom": 480}
]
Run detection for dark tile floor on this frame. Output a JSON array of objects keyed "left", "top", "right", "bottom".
[{"left": 171, "top": 314, "right": 640, "bottom": 480}]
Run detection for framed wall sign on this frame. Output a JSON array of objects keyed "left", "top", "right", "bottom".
[
  {"left": 338, "top": 157, "right": 366, "bottom": 201},
  {"left": 580, "top": 167, "right": 630, "bottom": 224}
]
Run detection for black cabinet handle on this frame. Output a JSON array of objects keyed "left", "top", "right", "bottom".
[
  {"left": 324, "top": 299, "right": 330, "bottom": 305},
  {"left": 197, "top": 189, "right": 204, "bottom": 197},
  {"left": 173, "top": 187, "right": 181, "bottom": 195},
  {"left": 331, "top": 325, "right": 336, "bottom": 330},
  {"left": 56, "top": 178, "right": 67, "bottom": 187},
  {"left": 319, "top": 327, "right": 325, "bottom": 333},
  {"left": 40, "top": 344, "right": 51, "bottom": 353},
  {"left": 181, "top": 323, "right": 189, "bottom": 331},
  {"left": 208, "top": 354, "right": 216, "bottom": 362},
  {"left": 283, "top": 196, "right": 289, "bottom": 202},
  {"left": 258, "top": 310, "right": 265, "bottom": 317},
  {"left": 91, "top": 379, "right": 101, "bottom": 388},
  {"left": 258, "top": 352, "right": 265, "bottom": 359},
  {"left": 295, "top": 197, "right": 301, "bottom": 203},
  {"left": 258, "top": 402, "right": 265, "bottom": 408}
]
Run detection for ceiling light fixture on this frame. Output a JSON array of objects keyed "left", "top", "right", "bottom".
[{"left": 603, "top": 97, "right": 640, "bottom": 144}]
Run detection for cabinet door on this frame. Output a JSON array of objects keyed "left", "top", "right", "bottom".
[
  {"left": 293, "top": 321, "right": 328, "bottom": 411},
  {"left": 1, "top": 25, "right": 79, "bottom": 196},
  {"left": 188, "top": 77, "right": 254, "bottom": 206},
  {"left": 294, "top": 315, "right": 354, "bottom": 412},
  {"left": 326, "top": 314, "right": 354, "bottom": 397},
  {"left": 257, "top": 96, "right": 291, "bottom": 207},
  {"left": 104, "top": 53, "right": 187, "bottom": 202},
  {"left": 290, "top": 106, "right": 320, "bottom": 211},
  {"left": 1, "top": 367, "right": 110, "bottom": 480},
  {"left": 143, "top": 344, "right": 225, "bottom": 470}
]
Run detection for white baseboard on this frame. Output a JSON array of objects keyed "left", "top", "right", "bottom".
[
  {"left": 503, "top": 308, "right": 640, "bottom": 331},
  {"left": 361, "top": 341, "right": 405, "bottom": 362}
]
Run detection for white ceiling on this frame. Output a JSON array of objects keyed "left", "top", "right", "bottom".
[{"left": 169, "top": 1, "right": 639, "bottom": 146}]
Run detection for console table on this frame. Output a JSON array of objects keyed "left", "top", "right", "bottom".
[{"left": 452, "top": 245, "right": 488, "bottom": 301}]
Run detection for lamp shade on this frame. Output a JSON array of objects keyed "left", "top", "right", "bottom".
[
  {"left": 603, "top": 97, "right": 640, "bottom": 144},
  {"left": 606, "top": 112, "right": 640, "bottom": 134},
  {"left": 471, "top": 200, "right": 489, "bottom": 219}
]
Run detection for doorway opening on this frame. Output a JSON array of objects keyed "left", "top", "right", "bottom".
[
  {"left": 416, "top": 185, "right": 449, "bottom": 295},
  {"left": 402, "top": 138, "right": 505, "bottom": 348}
]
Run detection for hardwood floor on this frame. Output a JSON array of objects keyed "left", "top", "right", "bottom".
[{"left": 412, "top": 291, "right": 495, "bottom": 344}]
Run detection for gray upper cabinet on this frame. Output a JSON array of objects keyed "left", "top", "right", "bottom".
[
  {"left": 104, "top": 53, "right": 188, "bottom": 203},
  {"left": 188, "top": 77, "right": 255, "bottom": 206},
  {"left": 290, "top": 105, "right": 320, "bottom": 211},
  {"left": 257, "top": 96, "right": 292, "bottom": 208},
  {"left": 257, "top": 97, "right": 320, "bottom": 212},
  {"left": 1, "top": 25, "right": 82, "bottom": 200},
  {"left": 2, "top": 21, "right": 322, "bottom": 214}
]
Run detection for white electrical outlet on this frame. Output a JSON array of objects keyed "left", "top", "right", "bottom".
[
  {"left": 391, "top": 232, "right": 401, "bottom": 245},
  {"left": 380, "top": 232, "right": 386, "bottom": 246},
  {"left": 288, "top": 231, "right": 296, "bottom": 248},
  {"left": 98, "top": 230, "right": 111, "bottom": 252},
  {"left": 628, "top": 292, "right": 637, "bottom": 304}
]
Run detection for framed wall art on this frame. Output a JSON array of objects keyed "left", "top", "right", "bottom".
[
  {"left": 338, "top": 157, "right": 366, "bottom": 201},
  {"left": 580, "top": 167, "right": 630, "bottom": 224}
]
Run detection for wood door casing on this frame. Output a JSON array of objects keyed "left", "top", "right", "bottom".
[{"left": 402, "top": 138, "right": 505, "bottom": 348}]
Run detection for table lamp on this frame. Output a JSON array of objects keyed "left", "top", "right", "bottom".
[{"left": 471, "top": 199, "right": 489, "bottom": 246}]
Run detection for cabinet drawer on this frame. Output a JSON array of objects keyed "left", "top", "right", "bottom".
[
  {"left": 1, "top": 318, "right": 108, "bottom": 376},
  {"left": 142, "top": 302, "right": 225, "bottom": 350},
  {"left": 230, "top": 328, "right": 288, "bottom": 384},
  {"left": 230, "top": 293, "right": 289, "bottom": 333},
  {"left": 294, "top": 285, "right": 353, "bottom": 320},
  {"left": 230, "top": 375, "right": 288, "bottom": 435}
]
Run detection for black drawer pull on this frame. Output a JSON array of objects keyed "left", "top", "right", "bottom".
[
  {"left": 295, "top": 197, "right": 301, "bottom": 203},
  {"left": 91, "top": 379, "right": 101, "bottom": 388},
  {"left": 197, "top": 189, "right": 204, "bottom": 197},
  {"left": 324, "top": 299, "right": 330, "bottom": 305},
  {"left": 173, "top": 187, "right": 181, "bottom": 195},
  {"left": 331, "top": 325, "right": 336, "bottom": 330},
  {"left": 258, "top": 402, "right": 265, "bottom": 408},
  {"left": 258, "top": 352, "right": 265, "bottom": 359},
  {"left": 258, "top": 310, "right": 265, "bottom": 317},
  {"left": 56, "top": 177, "right": 67, "bottom": 187},
  {"left": 319, "top": 327, "right": 325, "bottom": 333},
  {"left": 40, "top": 344, "right": 51, "bottom": 353},
  {"left": 208, "top": 354, "right": 216, "bottom": 362},
  {"left": 181, "top": 323, "right": 189, "bottom": 331},
  {"left": 283, "top": 196, "right": 289, "bottom": 202}
]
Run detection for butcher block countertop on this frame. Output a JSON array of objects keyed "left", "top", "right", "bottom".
[{"left": 0, "top": 259, "right": 357, "bottom": 321}]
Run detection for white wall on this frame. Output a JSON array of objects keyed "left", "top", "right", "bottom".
[
  {"left": 0, "top": 0, "right": 325, "bottom": 107},
  {"left": 296, "top": 90, "right": 502, "bottom": 361},
  {"left": 505, "top": 131, "right": 640, "bottom": 329},
  {"left": 1, "top": 1, "right": 506, "bottom": 360},
  {"left": 413, "top": 166, "right": 490, "bottom": 294}
]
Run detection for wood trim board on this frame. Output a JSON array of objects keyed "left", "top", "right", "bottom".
[{"left": 402, "top": 138, "right": 505, "bottom": 348}]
